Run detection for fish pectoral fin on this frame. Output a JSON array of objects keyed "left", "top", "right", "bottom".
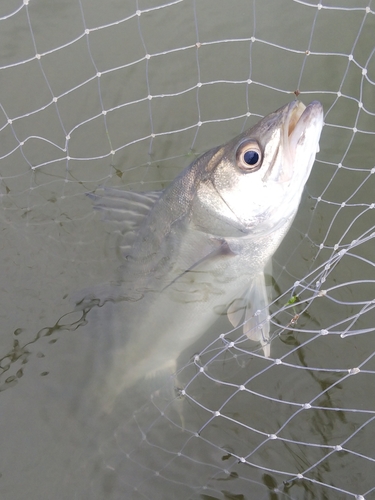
[
  {"left": 163, "top": 237, "right": 238, "bottom": 291},
  {"left": 210, "top": 237, "right": 239, "bottom": 257},
  {"left": 243, "top": 272, "right": 271, "bottom": 357}
]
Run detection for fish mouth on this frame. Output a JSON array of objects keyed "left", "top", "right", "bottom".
[
  {"left": 287, "top": 101, "right": 306, "bottom": 137},
  {"left": 269, "top": 100, "right": 323, "bottom": 185},
  {"left": 286, "top": 100, "right": 324, "bottom": 153}
]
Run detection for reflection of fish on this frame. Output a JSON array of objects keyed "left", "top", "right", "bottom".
[{"left": 86, "top": 100, "right": 324, "bottom": 410}]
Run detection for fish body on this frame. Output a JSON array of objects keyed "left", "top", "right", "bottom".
[{"left": 85, "top": 100, "right": 324, "bottom": 410}]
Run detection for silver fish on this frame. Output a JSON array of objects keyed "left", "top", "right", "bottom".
[{"left": 85, "top": 100, "right": 324, "bottom": 410}]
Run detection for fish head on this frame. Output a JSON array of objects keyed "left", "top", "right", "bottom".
[{"left": 193, "top": 100, "right": 324, "bottom": 237}]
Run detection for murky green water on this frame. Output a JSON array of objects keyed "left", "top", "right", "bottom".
[{"left": 0, "top": 1, "right": 374, "bottom": 499}]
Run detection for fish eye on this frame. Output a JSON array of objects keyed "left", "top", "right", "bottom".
[{"left": 236, "top": 140, "right": 262, "bottom": 172}]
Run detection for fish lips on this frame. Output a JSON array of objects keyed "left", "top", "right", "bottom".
[
  {"left": 287, "top": 100, "right": 324, "bottom": 155},
  {"left": 277, "top": 100, "right": 324, "bottom": 184},
  {"left": 257, "top": 100, "right": 324, "bottom": 230}
]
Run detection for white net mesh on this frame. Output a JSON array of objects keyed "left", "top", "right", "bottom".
[{"left": 1, "top": 1, "right": 375, "bottom": 499}]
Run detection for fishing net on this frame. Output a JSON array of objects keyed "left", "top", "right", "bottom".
[{"left": 1, "top": 1, "right": 375, "bottom": 499}]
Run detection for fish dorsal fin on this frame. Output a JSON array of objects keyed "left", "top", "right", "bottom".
[
  {"left": 88, "top": 187, "right": 160, "bottom": 224},
  {"left": 88, "top": 187, "right": 161, "bottom": 254}
]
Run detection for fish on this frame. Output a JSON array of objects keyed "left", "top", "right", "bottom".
[{"left": 82, "top": 100, "right": 324, "bottom": 411}]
